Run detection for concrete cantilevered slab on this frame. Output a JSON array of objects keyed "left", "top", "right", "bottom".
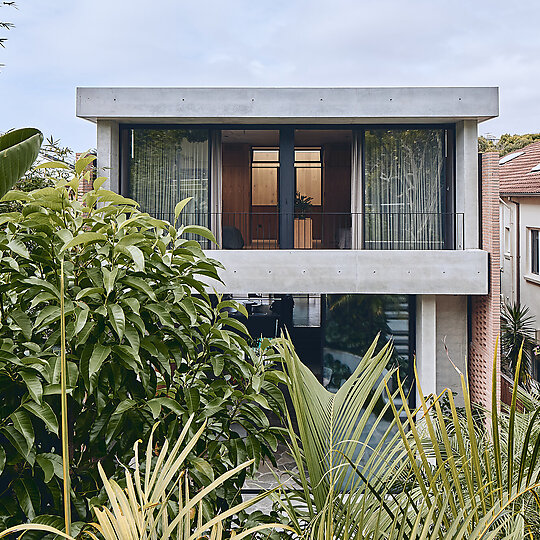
[{"left": 77, "top": 86, "right": 499, "bottom": 124}]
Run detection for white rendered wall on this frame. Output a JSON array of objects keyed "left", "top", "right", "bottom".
[
  {"left": 500, "top": 199, "right": 518, "bottom": 306},
  {"left": 518, "top": 198, "right": 540, "bottom": 329}
]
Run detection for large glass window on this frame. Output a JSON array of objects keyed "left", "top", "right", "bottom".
[
  {"left": 295, "top": 149, "right": 322, "bottom": 206},
  {"left": 251, "top": 149, "right": 279, "bottom": 205},
  {"left": 322, "top": 294, "right": 414, "bottom": 399},
  {"left": 364, "top": 128, "right": 447, "bottom": 249},
  {"left": 127, "top": 128, "right": 209, "bottom": 230}
]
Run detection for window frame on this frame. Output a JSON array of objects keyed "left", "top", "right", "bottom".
[{"left": 530, "top": 228, "right": 540, "bottom": 276}]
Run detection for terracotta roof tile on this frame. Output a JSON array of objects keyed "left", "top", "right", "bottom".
[{"left": 499, "top": 141, "right": 540, "bottom": 195}]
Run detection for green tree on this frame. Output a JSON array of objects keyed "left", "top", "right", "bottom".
[
  {"left": 479, "top": 133, "right": 540, "bottom": 155},
  {"left": 0, "top": 135, "right": 74, "bottom": 213},
  {"left": 0, "top": 159, "right": 285, "bottom": 530}
]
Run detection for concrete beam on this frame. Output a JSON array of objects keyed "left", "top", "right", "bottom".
[
  {"left": 77, "top": 87, "right": 499, "bottom": 124},
  {"left": 203, "top": 249, "right": 488, "bottom": 295}
]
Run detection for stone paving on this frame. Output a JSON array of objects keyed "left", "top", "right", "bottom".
[{"left": 242, "top": 444, "right": 298, "bottom": 514}]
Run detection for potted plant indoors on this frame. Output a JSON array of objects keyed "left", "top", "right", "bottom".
[{"left": 294, "top": 191, "right": 313, "bottom": 248}]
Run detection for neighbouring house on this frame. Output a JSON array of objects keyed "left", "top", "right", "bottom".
[
  {"left": 499, "top": 141, "right": 540, "bottom": 381},
  {"left": 76, "top": 86, "right": 500, "bottom": 409}
]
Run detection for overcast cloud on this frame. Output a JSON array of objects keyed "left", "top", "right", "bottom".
[{"left": 0, "top": 0, "right": 538, "bottom": 150}]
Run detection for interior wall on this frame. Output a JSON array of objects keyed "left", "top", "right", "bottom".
[
  {"left": 436, "top": 295, "right": 468, "bottom": 405},
  {"left": 323, "top": 144, "right": 351, "bottom": 247},
  {"left": 222, "top": 143, "right": 251, "bottom": 243}
]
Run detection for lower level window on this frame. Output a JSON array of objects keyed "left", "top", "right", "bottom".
[{"left": 531, "top": 229, "right": 539, "bottom": 275}]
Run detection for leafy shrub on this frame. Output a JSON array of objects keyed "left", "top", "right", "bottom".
[{"left": 0, "top": 158, "right": 285, "bottom": 529}]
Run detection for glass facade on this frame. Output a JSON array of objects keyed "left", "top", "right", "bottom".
[
  {"left": 322, "top": 295, "right": 413, "bottom": 398},
  {"left": 364, "top": 128, "right": 447, "bottom": 250},
  {"left": 121, "top": 125, "right": 455, "bottom": 251},
  {"left": 127, "top": 128, "right": 209, "bottom": 231}
]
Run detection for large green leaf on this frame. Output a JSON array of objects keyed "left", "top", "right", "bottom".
[
  {"left": 10, "top": 410, "right": 35, "bottom": 450},
  {"left": 89, "top": 344, "right": 111, "bottom": 381},
  {"left": 0, "top": 128, "right": 43, "bottom": 198},
  {"left": 20, "top": 370, "right": 43, "bottom": 404},
  {"left": 12, "top": 478, "right": 41, "bottom": 520},
  {"left": 107, "top": 303, "right": 125, "bottom": 341},
  {"left": 23, "top": 400, "right": 59, "bottom": 435}
]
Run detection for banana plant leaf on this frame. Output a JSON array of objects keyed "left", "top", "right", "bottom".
[{"left": 0, "top": 128, "right": 43, "bottom": 197}]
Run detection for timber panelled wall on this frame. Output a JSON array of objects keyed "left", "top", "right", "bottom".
[{"left": 469, "top": 152, "right": 500, "bottom": 409}]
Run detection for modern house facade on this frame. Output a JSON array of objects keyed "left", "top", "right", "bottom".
[
  {"left": 76, "top": 86, "right": 500, "bottom": 407},
  {"left": 499, "top": 142, "right": 540, "bottom": 380}
]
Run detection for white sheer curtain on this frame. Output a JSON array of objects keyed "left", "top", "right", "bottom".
[
  {"left": 363, "top": 129, "right": 445, "bottom": 250},
  {"left": 128, "top": 128, "right": 210, "bottom": 243},
  {"left": 351, "top": 130, "right": 363, "bottom": 249},
  {"left": 210, "top": 130, "right": 222, "bottom": 249}
]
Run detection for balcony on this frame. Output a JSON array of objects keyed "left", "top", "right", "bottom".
[{"left": 169, "top": 211, "right": 464, "bottom": 251}]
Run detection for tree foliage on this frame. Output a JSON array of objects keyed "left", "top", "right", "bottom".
[
  {"left": 0, "top": 1, "right": 16, "bottom": 52},
  {"left": 479, "top": 133, "right": 540, "bottom": 155},
  {"left": 501, "top": 301, "right": 536, "bottom": 385},
  {"left": 0, "top": 135, "right": 74, "bottom": 214},
  {"left": 0, "top": 158, "right": 285, "bottom": 530}
]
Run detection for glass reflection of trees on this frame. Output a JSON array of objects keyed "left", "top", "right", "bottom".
[{"left": 323, "top": 294, "right": 412, "bottom": 397}]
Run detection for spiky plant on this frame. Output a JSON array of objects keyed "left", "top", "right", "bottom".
[
  {"left": 0, "top": 416, "right": 289, "bottom": 540},
  {"left": 501, "top": 301, "right": 536, "bottom": 386}
]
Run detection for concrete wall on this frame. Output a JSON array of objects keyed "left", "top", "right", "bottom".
[
  {"left": 78, "top": 87, "right": 499, "bottom": 124},
  {"left": 96, "top": 120, "right": 119, "bottom": 193},
  {"left": 436, "top": 295, "right": 468, "bottom": 404},
  {"left": 204, "top": 249, "right": 488, "bottom": 295},
  {"left": 456, "top": 120, "right": 479, "bottom": 249}
]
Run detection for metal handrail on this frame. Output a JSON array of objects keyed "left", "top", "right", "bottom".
[{"left": 150, "top": 211, "right": 464, "bottom": 250}]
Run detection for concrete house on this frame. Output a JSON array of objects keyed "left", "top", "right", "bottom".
[
  {"left": 76, "top": 86, "right": 500, "bottom": 407},
  {"left": 499, "top": 141, "right": 540, "bottom": 380}
]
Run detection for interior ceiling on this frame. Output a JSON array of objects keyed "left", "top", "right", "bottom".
[{"left": 222, "top": 129, "right": 352, "bottom": 145}]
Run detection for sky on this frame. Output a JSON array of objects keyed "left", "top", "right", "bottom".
[{"left": 0, "top": 0, "right": 539, "bottom": 151}]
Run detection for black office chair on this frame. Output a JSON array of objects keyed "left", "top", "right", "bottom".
[{"left": 222, "top": 226, "right": 244, "bottom": 249}]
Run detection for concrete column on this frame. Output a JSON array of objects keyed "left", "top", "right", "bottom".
[
  {"left": 279, "top": 127, "right": 295, "bottom": 249},
  {"left": 416, "top": 295, "right": 437, "bottom": 403},
  {"left": 455, "top": 120, "right": 479, "bottom": 249},
  {"left": 96, "top": 120, "right": 120, "bottom": 193}
]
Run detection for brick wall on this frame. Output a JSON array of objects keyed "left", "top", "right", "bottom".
[
  {"left": 468, "top": 152, "right": 500, "bottom": 409},
  {"left": 75, "top": 152, "right": 96, "bottom": 199}
]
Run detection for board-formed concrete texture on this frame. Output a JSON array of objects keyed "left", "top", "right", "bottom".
[
  {"left": 77, "top": 86, "right": 499, "bottom": 124},
  {"left": 203, "top": 249, "right": 488, "bottom": 295}
]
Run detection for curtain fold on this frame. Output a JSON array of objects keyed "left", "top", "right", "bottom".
[
  {"left": 364, "top": 129, "right": 445, "bottom": 250},
  {"left": 210, "top": 130, "right": 223, "bottom": 249},
  {"left": 128, "top": 128, "right": 210, "bottom": 245},
  {"left": 350, "top": 130, "right": 363, "bottom": 249}
]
